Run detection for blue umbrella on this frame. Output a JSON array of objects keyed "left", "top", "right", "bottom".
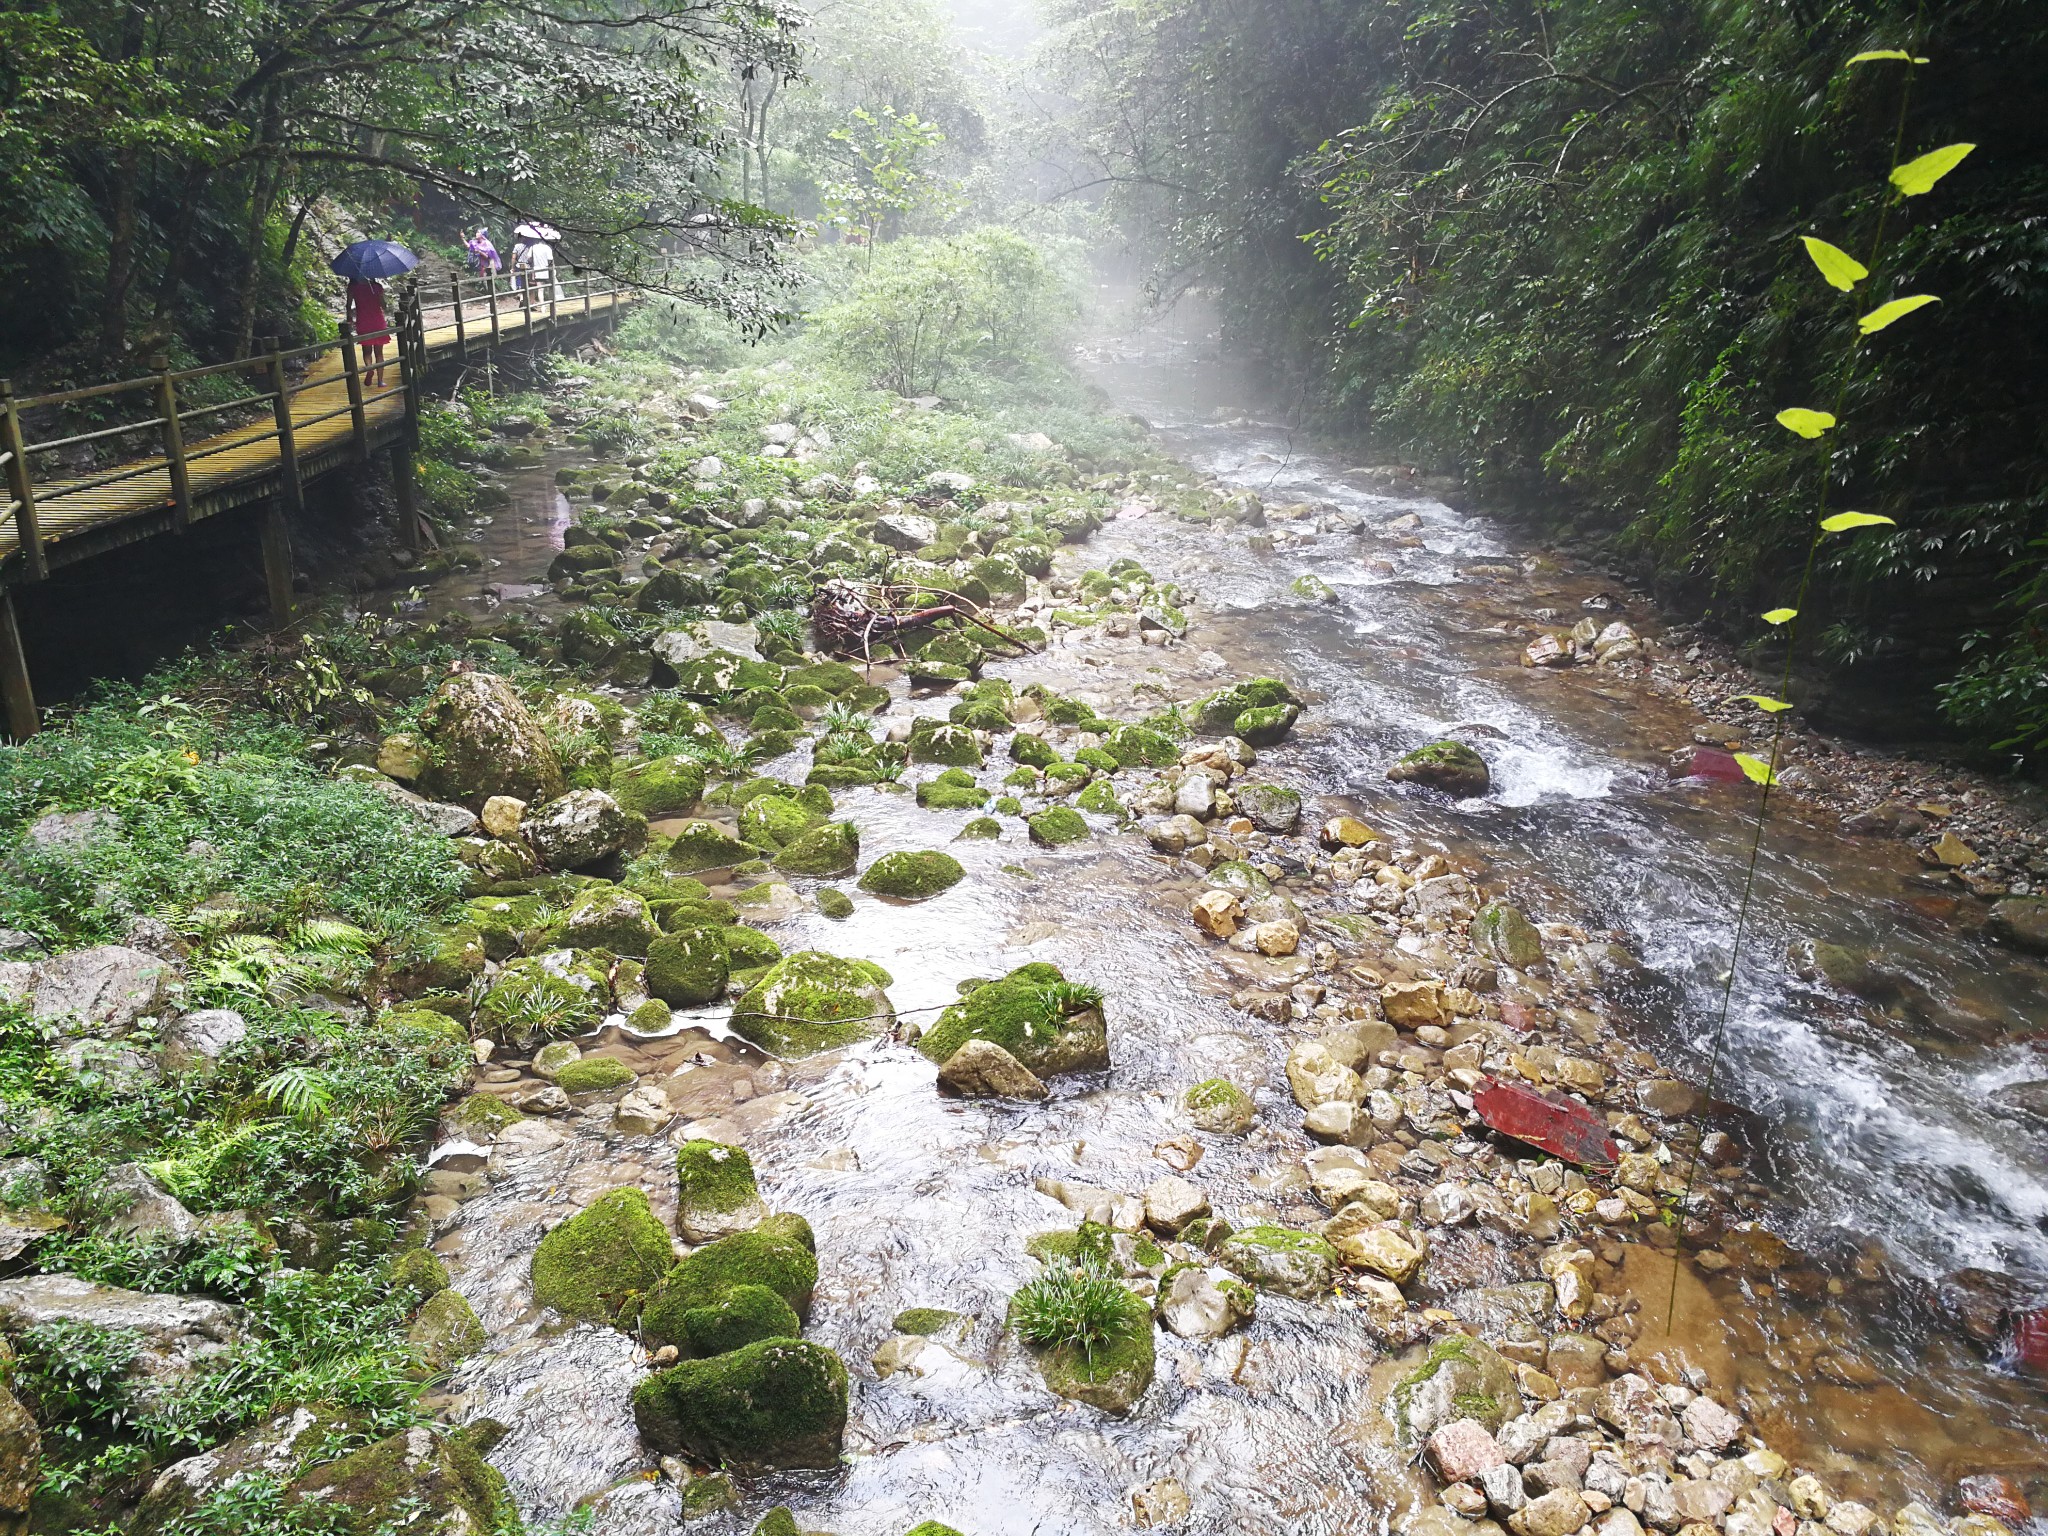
[{"left": 330, "top": 239, "right": 419, "bottom": 280}]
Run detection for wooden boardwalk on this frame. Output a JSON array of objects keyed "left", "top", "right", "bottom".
[{"left": 0, "top": 274, "right": 639, "bottom": 734}]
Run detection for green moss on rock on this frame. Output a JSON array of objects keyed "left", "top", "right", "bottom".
[
  {"left": 1233, "top": 703, "right": 1301, "bottom": 746},
  {"left": 1105, "top": 725, "right": 1179, "bottom": 768},
  {"left": 666, "top": 820, "right": 751, "bottom": 873},
  {"left": 681, "top": 1283, "right": 802, "bottom": 1357},
  {"left": 610, "top": 756, "right": 707, "bottom": 821},
  {"left": 740, "top": 793, "right": 821, "bottom": 850},
  {"left": 908, "top": 721, "right": 984, "bottom": 767},
  {"left": 1196, "top": 678, "right": 1295, "bottom": 734},
  {"left": 407, "top": 1286, "right": 487, "bottom": 1372},
  {"left": 772, "top": 821, "right": 861, "bottom": 877},
  {"left": 1031, "top": 1285, "right": 1155, "bottom": 1415},
  {"left": 1027, "top": 807, "right": 1089, "bottom": 846},
  {"left": 676, "top": 1140, "right": 759, "bottom": 1219},
  {"left": 916, "top": 963, "right": 1108, "bottom": 1076},
  {"left": 388, "top": 1247, "right": 449, "bottom": 1302},
  {"left": 956, "top": 817, "right": 1001, "bottom": 841},
  {"left": 858, "top": 851, "right": 965, "bottom": 900},
  {"left": 640, "top": 1212, "right": 819, "bottom": 1347},
  {"left": 530, "top": 1187, "right": 673, "bottom": 1326},
  {"left": 645, "top": 927, "right": 731, "bottom": 1007},
  {"left": 631, "top": 1338, "right": 847, "bottom": 1472},
  {"left": 553, "top": 885, "right": 659, "bottom": 957},
  {"left": 1387, "top": 740, "right": 1491, "bottom": 797},
  {"left": 553, "top": 1056, "right": 637, "bottom": 1094},
  {"left": 816, "top": 887, "right": 854, "bottom": 919},
  {"left": 1009, "top": 734, "right": 1060, "bottom": 768},
  {"left": 1074, "top": 780, "right": 1127, "bottom": 820},
  {"left": 916, "top": 771, "right": 989, "bottom": 810},
  {"left": 730, "top": 951, "right": 893, "bottom": 1056}
]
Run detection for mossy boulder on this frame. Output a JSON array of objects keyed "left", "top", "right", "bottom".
[
  {"left": 1218, "top": 1224, "right": 1337, "bottom": 1301},
  {"left": 610, "top": 756, "right": 707, "bottom": 821},
  {"left": 1233, "top": 703, "right": 1301, "bottom": 746},
  {"left": 722, "top": 924, "right": 783, "bottom": 975},
  {"left": 553, "top": 885, "right": 659, "bottom": 956},
  {"left": 1388, "top": 1333, "right": 1520, "bottom": 1439},
  {"left": 419, "top": 670, "right": 565, "bottom": 807},
  {"left": 1009, "top": 733, "right": 1061, "bottom": 769},
  {"left": 674, "top": 1140, "right": 766, "bottom": 1242},
  {"left": 787, "top": 661, "right": 862, "bottom": 696},
  {"left": 665, "top": 820, "right": 751, "bottom": 873},
  {"left": 641, "top": 1212, "right": 819, "bottom": 1347},
  {"left": 553, "top": 1056, "right": 637, "bottom": 1094},
  {"left": 645, "top": 928, "right": 732, "bottom": 1007},
  {"left": 524, "top": 789, "right": 634, "bottom": 870},
  {"left": 917, "top": 963, "right": 1108, "bottom": 1077},
  {"left": 1072, "top": 746, "right": 1118, "bottom": 773},
  {"left": 1183, "top": 1078, "right": 1256, "bottom": 1135},
  {"left": 679, "top": 1284, "right": 803, "bottom": 1357},
  {"left": 1074, "top": 780, "right": 1127, "bottom": 820},
  {"left": 739, "top": 793, "right": 821, "bottom": 850},
  {"left": 730, "top": 951, "right": 894, "bottom": 1056},
  {"left": 475, "top": 949, "right": 611, "bottom": 1047},
  {"left": 1028, "top": 1285, "right": 1155, "bottom": 1415},
  {"left": 858, "top": 851, "right": 965, "bottom": 900},
  {"left": 916, "top": 770, "right": 989, "bottom": 810},
  {"left": 1195, "top": 678, "right": 1295, "bottom": 735},
  {"left": 407, "top": 1287, "right": 487, "bottom": 1372},
  {"left": 1234, "top": 783, "right": 1302, "bottom": 834},
  {"left": 529, "top": 1187, "right": 673, "bottom": 1326},
  {"left": 956, "top": 817, "right": 1001, "bottom": 841},
  {"left": 1027, "top": 806, "right": 1090, "bottom": 846},
  {"left": 288, "top": 1425, "right": 518, "bottom": 1536},
  {"left": 1040, "top": 761, "right": 1091, "bottom": 793},
  {"left": 1387, "top": 740, "right": 1491, "bottom": 797},
  {"left": 771, "top": 821, "right": 861, "bottom": 877},
  {"left": 816, "top": 887, "right": 855, "bottom": 919},
  {"left": 1206, "top": 860, "right": 1271, "bottom": 899},
  {"left": 1471, "top": 900, "right": 1544, "bottom": 968},
  {"left": 908, "top": 720, "right": 984, "bottom": 767},
  {"left": 1105, "top": 725, "right": 1179, "bottom": 769},
  {"left": 391, "top": 924, "right": 488, "bottom": 993},
  {"left": 446, "top": 1094, "right": 523, "bottom": 1138},
  {"left": 631, "top": 1338, "right": 847, "bottom": 1472},
  {"left": 388, "top": 1247, "right": 450, "bottom": 1302}
]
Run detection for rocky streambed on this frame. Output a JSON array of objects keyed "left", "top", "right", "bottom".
[{"left": 5, "top": 332, "right": 2046, "bottom": 1536}]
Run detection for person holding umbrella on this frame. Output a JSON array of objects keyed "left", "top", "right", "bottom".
[{"left": 330, "top": 239, "right": 418, "bottom": 388}]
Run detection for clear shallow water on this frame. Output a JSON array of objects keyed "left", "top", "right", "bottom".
[{"left": 422, "top": 341, "right": 2048, "bottom": 1535}]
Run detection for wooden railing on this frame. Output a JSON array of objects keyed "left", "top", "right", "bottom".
[{"left": 0, "top": 267, "right": 633, "bottom": 581}]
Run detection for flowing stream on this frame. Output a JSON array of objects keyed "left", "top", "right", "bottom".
[{"left": 418, "top": 329, "right": 2048, "bottom": 1535}]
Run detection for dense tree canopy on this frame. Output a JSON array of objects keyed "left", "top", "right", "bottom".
[
  {"left": 1043, "top": 0, "right": 2048, "bottom": 753},
  {"left": 0, "top": 0, "right": 802, "bottom": 371}
]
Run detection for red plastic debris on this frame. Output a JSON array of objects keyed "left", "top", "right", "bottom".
[
  {"left": 1670, "top": 746, "right": 1749, "bottom": 783},
  {"left": 1473, "top": 1076, "right": 1619, "bottom": 1167},
  {"left": 2012, "top": 1307, "right": 2048, "bottom": 1378}
]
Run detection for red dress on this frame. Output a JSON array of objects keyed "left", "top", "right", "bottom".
[{"left": 348, "top": 280, "right": 390, "bottom": 344}]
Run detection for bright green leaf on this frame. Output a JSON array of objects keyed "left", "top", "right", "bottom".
[
  {"left": 1847, "top": 49, "right": 1927, "bottom": 64},
  {"left": 1762, "top": 608, "right": 1798, "bottom": 625},
  {"left": 1734, "top": 753, "right": 1781, "bottom": 786},
  {"left": 1735, "top": 694, "right": 1793, "bottom": 713},
  {"left": 1891, "top": 143, "right": 1975, "bottom": 197},
  {"left": 1819, "top": 511, "right": 1898, "bottom": 533},
  {"left": 1800, "top": 237, "right": 1868, "bottom": 292},
  {"left": 1857, "top": 295, "right": 1940, "bottom": 333},
  {"left": 1775, "top": 408, "right": 1837, "bottom": 439}
]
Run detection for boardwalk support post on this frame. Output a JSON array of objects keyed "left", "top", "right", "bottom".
[
  {"left": 263, "top": 342, "right": 304, "bottom": 517},
  {"left": 339, "top": 323, "right": 369, "bottom": 462},
  {"left": 391, "top": 444, "right": 421, "bottom": 553},
  {"left": 453, "top": 275, "right": 468, "bottom": 359},
  {"left": 0, "top": 382, "right": 45, "bottom": 583},
  {"left": 0, "top": 587, "right": 37, "bottom": 740},
  {"left": 153, "top": 356, "right": 191, "bottom": 530},
  {"left": 259, "top": 499, "right": 294, "bottom": 626}
]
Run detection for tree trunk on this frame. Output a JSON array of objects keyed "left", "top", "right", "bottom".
[{"left": 99, "top": 146, "right": 142, "bottom": 359}]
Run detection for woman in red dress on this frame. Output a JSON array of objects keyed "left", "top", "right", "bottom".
[{"left": 346, "top": 277, "right": 390, "bottom": 385}]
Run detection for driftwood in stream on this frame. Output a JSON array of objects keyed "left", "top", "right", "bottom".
[{"left": 810, "top": 578, "right": 1039, "bottom": 663}]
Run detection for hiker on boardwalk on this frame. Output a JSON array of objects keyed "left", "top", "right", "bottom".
[
  {"left": 346, "top": 277, "right": 390, "bottom": 385},
  {"left": 467, "top": 226, "right": 500, "bottom": 277}
]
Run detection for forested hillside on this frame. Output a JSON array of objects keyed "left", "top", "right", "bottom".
[{"left": 1042, "top": 0, "right": 2048, "bottom": 754}]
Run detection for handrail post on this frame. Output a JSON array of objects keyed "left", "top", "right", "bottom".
[
  {"left": 488, "top": 275, "right": 502, "bottom": 348},
  {"left": 582, "top": 271, "right": 592, "bottom": 319},
  {"left": 339, "top": 323, "right": 369, "bottom": 461},
  {"left": 153, "top": 354, "right": 191, "bottom": 530},
  {"left": 522, "top": 277, "right": 534, "bottom": 340},
  {"left": 0, "top": 382, "right": 45, "bottom": 583},
  {"left": 454, "top": 274, "right": 468, "bottom": 359},
  {"left": 263, "top": 341, "right": 304, "bottom": 518},
  {"left": 400, "top": 295, "right": 423, "bottom": 438},
  {"left": 0, "top": 586, "right": 37, "bottom": 739}
]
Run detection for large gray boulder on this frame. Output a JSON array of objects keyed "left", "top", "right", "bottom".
[
  {"left": 418, "top": 670, "right": 565, "bottom": 807},
  {"left": 523, "top": 790, "right": 632, "bottom": 869},
  {"left": 96, "top": 1164, "right": 200, "bottom": 1245},
  {"left": 31, "top": 945, "right": 175, "bottom": 1036},
  {"left": 161, "top": 1009, "right": 247, "bottom": 1075},
  {"left": 0, "top": 1275, "right": 246, "bottom": 1406}
]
